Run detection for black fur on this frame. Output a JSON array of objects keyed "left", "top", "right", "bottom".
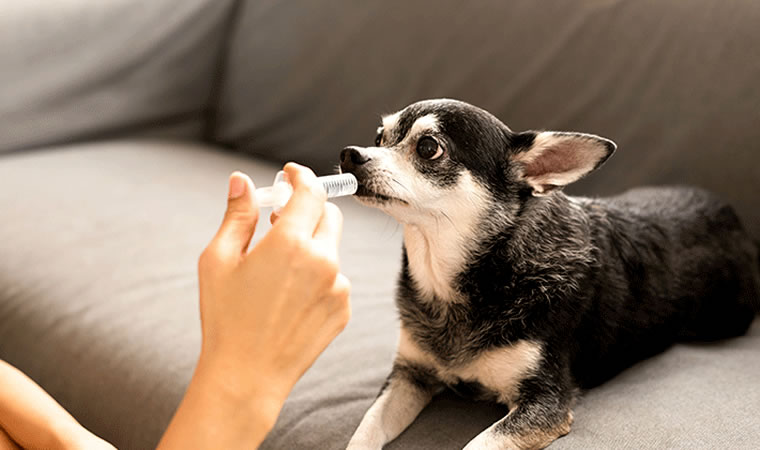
[
  {"left": 344, "top": 99, "right": 760, "bottom": 448},
  {"left": 398, "top": 102, "right": 759, "bottom": 387},
  {"left": 398, "top": 187, "right": 759, "bottom": 390}
]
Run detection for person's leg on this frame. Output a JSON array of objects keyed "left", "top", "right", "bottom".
[
  {"left": 0, "top": 360, "right": 115, "bottom": 450},
  {"left": 0, "top": 426, "right": 21, "bottom": 450}
]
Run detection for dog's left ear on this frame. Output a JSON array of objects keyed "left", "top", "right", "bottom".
[{"left": 510, "top": 131, "right": 616, "bottom": 196}]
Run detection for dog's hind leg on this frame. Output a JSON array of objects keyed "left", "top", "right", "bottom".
[{"left": 347, "top": 360, "right": 441, "bottom": 450}]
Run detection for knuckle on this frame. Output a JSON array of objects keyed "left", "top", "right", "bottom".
[
  {"left": 335, "top": 299, "right": 351, "bottom": 330},
  {"left": 330, "top": 277, "right": 351, "bottom": 308},
  {"left": 316, "top": 253, "right": 339, "bottom": 279},
  {"left": 335, "top": 275, "right": 351, "bottom": 297},
  {"left": 341, "top": 282, "right": 352, "bottom": 299},
  {"left": 198, "top": 245, "right": 223, "bottom": 272}
]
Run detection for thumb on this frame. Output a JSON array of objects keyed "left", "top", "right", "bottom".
[{"left": 211, "top": 171, "right": 259, "bottom": 257}]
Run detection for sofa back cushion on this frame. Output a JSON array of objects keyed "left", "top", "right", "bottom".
[
  {"left": 0, "top": 0, "right": 235, "bottom": 153},
  {"left": 214, "top": 0, "right": 760, "bottom": 238}
]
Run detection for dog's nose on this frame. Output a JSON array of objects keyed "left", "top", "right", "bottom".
[{"left": 340, "top": 146, "right": 371, "bottom": 169}]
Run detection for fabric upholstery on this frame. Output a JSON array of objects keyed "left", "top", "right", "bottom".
[
  {"left": 214, "top": 0, "right": 760, "bottom": 239},
  {"left": 0, "top": 0, "right": 235, "bottom": 153},
  {"left": 2, "top": 0, "right": 759, "bottom": 449},
  {"left": 1, "top": 141, "right": 758, "bottom": 449},
  {"left": 0, "top": 140, "right": 402, "bottom": 449}
]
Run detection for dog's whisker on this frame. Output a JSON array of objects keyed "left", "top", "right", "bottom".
[{"left": 390, "top": 177, "right": 412, "bottom": 196}]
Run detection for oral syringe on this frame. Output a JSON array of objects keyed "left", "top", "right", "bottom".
[{"left": 254, "top": 171, "right": 358, "bottom": 211}]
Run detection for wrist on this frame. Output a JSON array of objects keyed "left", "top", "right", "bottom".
[{"left": 192, "top": 352, "right": 290, "bottom": 436}]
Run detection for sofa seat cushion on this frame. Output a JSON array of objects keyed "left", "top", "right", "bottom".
[{"left": 0, "top": 140, "right": 758, "bottom": 449}]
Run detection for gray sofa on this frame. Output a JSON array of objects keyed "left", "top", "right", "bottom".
[{"left": 1, "top": 1, "right": 759, "bottom": 449}]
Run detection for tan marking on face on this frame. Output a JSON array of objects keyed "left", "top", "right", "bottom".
[
  {"left": 381, "top": 111, "right": 402, "bottom": 137},
  {"left": 406, "top": 114, "right": 440, "bottom": 142}
]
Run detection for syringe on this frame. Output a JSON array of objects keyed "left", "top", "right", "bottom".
[{"left": 255, "top": 171, "right": 358, "bottom": 211}]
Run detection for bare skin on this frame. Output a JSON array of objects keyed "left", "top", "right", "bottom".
[
  {"left": 0, "top": 163, "right": 350, "bottom": 449},
  {"left": 0, "top": 360, "right": 114, "bottom": 450}
]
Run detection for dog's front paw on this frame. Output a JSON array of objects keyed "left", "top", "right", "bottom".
[
  {"left": 346, "top": 431, "right": 385, "bottom": 450},
  {"left": 463, "top": 427, "right": 520, "bottom": 450},
  {"left": 346, "top": 438, "right": 383, "bottom": 450}
]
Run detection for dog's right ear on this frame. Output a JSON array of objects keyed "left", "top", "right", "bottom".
[{"left": 510, "top": 131, "right": 616, "bottom": 196}]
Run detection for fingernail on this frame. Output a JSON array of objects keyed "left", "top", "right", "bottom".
[{"left": 228, "top": 173, "right": 246, "bottom": 199}]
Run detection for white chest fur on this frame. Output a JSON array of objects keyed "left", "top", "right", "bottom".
[
  {"left": 398, "top": 328, "right": 543, "bottom": 403},
  {"left": 400, "top": 170, "right": 491, "bottom": 302},
  {"left": 403, "top": 225, "right": 466, "bottom": 301}
]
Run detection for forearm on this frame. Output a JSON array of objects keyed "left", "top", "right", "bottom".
[
  {"left": 0, "top": 360, "right": 113, "bottom": 450},
  {"left": 157, "top": 355, "right": 287, "bottom": 450},
  {"left": 0, "top": 426, "right": 21, "bottom": 450}
]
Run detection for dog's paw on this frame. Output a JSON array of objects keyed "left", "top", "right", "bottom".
[
  {"left": 463, "top": 428, "right": 520, "bottom": 450},
  {"left": 346, "top": 440, "right": 383, "bottom": 450},
  {"left": 346, "top": 433, "right": 384, "bottom": 450}
]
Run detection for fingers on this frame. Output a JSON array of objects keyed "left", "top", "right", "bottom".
[
  {"left": 208, "top": 172, "right": 259, "bottom": 259},
  {"left": 313, "top": 202, "right": 343, "bottom": 251},
  {"left": 273, "top": 163, "right": 327, "bottom": 236}
]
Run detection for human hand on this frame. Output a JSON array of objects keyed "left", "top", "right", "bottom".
[{"left": 195, "top": 163, "right": 350, "bottom": 421}]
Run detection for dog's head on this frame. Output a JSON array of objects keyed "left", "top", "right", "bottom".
[{"left": 339, "top": 99, "right": 616, "bottom": 226}]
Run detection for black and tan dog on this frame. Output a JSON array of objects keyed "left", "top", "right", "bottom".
[{"left": 339, "top": 99, "right": 760, "bottom": 449}]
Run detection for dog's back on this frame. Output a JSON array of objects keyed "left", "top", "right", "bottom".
[{"left": 570, "top": 186, "right": 760, "bottom": 387}]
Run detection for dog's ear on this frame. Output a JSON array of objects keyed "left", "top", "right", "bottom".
[{"left": 510, "top": 131, "right": 616, "bottom": 196}]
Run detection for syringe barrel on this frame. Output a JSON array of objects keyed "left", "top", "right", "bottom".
[
  {"left": 318, "top": 173, "right": 359, "bottom": 198},
  {"left": 254, "top": 172, "right": 358, "bottom": 211}
]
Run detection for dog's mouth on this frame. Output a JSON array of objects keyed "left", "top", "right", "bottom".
[{"left": 354, "top": 184, "right": 408, "bottom": 205}]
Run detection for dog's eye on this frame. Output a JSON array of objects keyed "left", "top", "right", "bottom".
[
  {"left": 416, "top": 136, "right": 443, "bottom": 160},
  {"left": 375, "top": 132, "right": 383, "bottom": 147}
]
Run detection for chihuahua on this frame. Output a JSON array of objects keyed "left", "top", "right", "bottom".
[{"left": 339, "top": 99, "right": 760, "bottom": 449}]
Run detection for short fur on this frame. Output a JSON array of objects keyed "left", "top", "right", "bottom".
[{"left": 341, "top": 99, "right": 760, "bottom": 449}]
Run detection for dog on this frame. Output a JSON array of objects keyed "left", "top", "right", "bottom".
[{"left": 339, "top": 99, "right": 760, "bottom": 449}]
